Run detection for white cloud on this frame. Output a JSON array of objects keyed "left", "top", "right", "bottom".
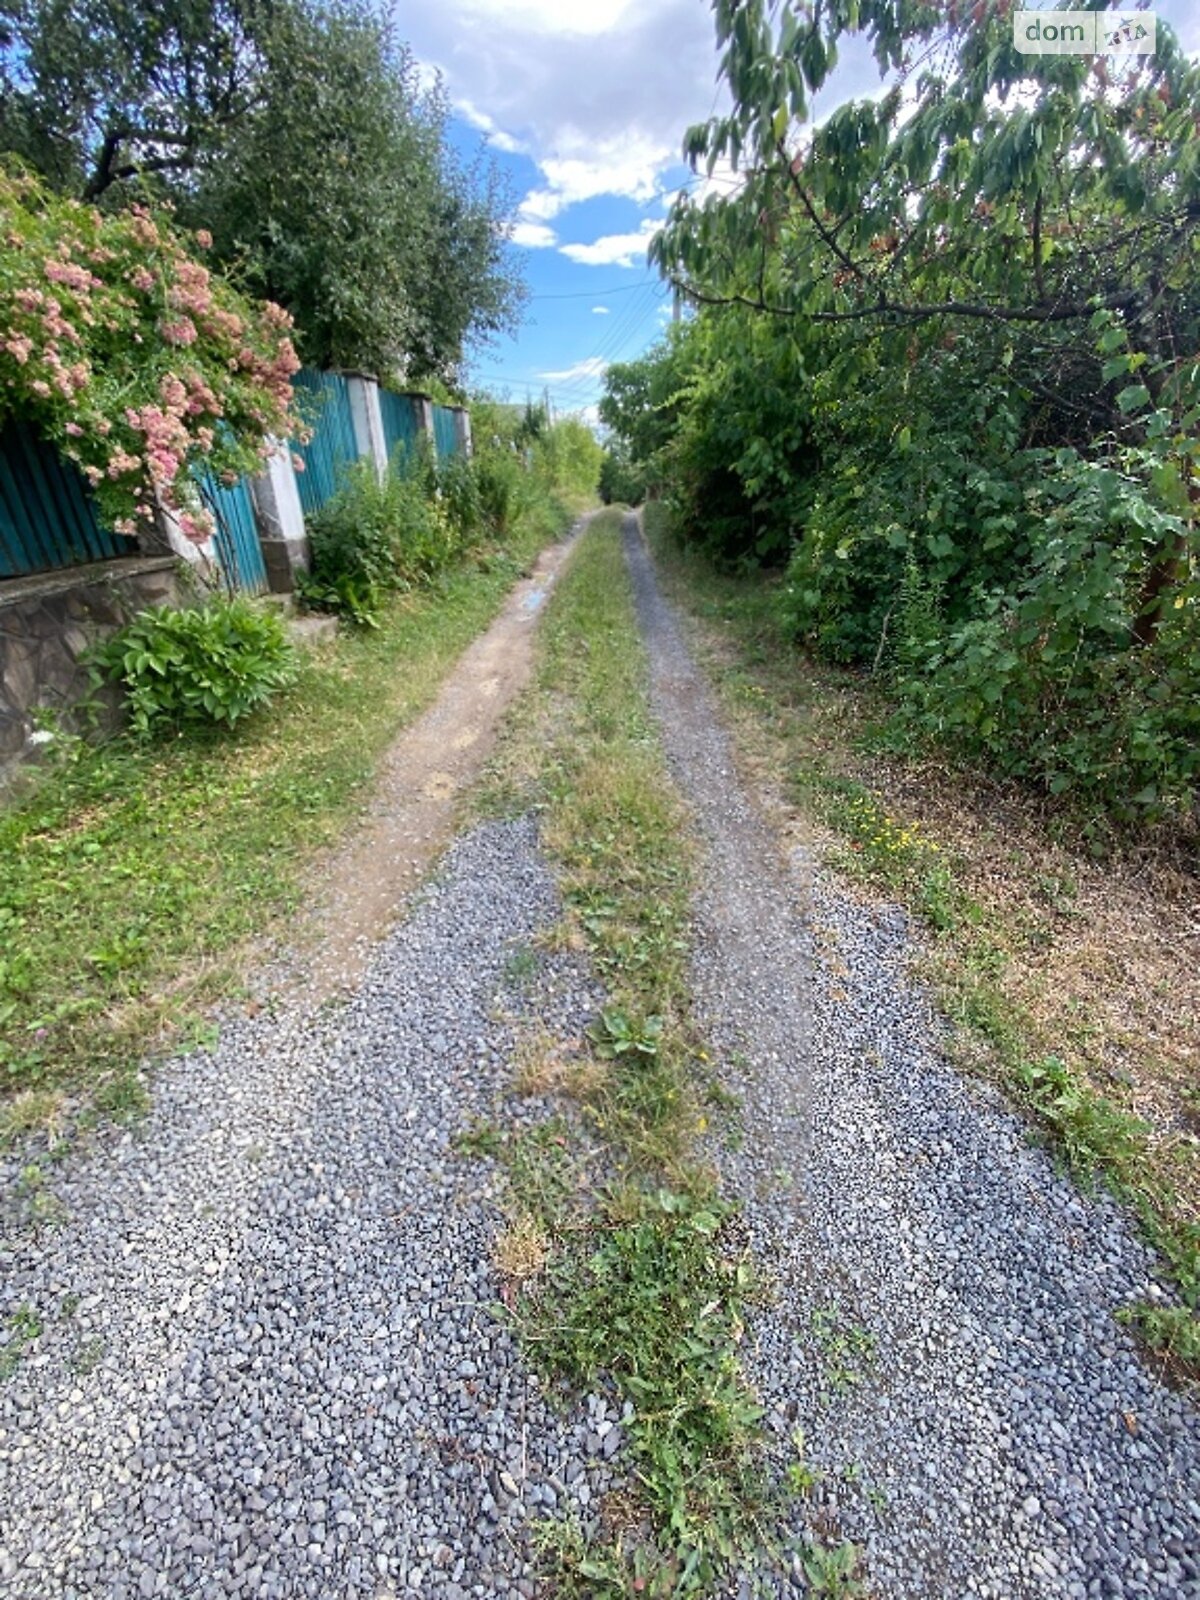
[
  {"left": 538, "top": 356, "right": 610, "bottom": 384},
  {"left": 405, "top": 4, "right": 901, "bottom": 234},
  {"left": 592, "top": 305, "right": 610, "bottom": 314},
  {"left": 560, "top": 218, "right": 662, "bottom": 268},
  {"left": 516, "top": 132, "right": 672, "bottom": 221},
  {"left": 456, "top": 96, "right": 527, "bottom": 156},
  {"left": 401, "top": 2, "right": 728, "bottom": 222},
  {"left": 510, "top": 221, "right": 558, "bottom": 248}
]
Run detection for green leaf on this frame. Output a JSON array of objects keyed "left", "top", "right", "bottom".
[{"left": 1116, "top": 384, "right": 1150, "bottom": 415}]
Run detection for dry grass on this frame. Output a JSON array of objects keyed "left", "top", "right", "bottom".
[
  {"left": 511, "top": 1026, "right": 607, "bottom": 1100},
  {"left": 0, "top": 1088, "right": 66, "bottom": 1145},
  {"left": 493, "top": 1213, "right": 550, "bottom": 1282}
]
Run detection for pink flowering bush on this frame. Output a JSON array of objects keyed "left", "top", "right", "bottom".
[{"left": 0, "top": 164, "right": 301, "bottom": 543}]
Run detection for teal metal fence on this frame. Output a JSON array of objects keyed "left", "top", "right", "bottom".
[
  {"left": 432, "top": 404, "right": 459, "bottom": 462},
  {"left": 291, "top": 368, "right": 359, "bottom": 515},
  {"left": 379, "top": 389, "right": 421, "bottom": 471},
  {"left": 198, "top": 468, "right": 268, "bottom": 594},
  {"left": 0, "top": 422, "right": 137, "bottom": 579}
]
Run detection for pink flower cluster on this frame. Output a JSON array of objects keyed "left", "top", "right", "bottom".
[
  {"left": 177, "top": 509, "right": 215, "bottom": 544},
  {"left": 44, "top": 258, "right": 101, "bottom": 293},
  {"left": 160, "top": 317, "right": 198, "bottom": 347},
  {"left": 124, "top": 403, "right": 191, "bottom": 489},
  {"left": 2, "top": 171, "right": 302, "bottom": 540}
]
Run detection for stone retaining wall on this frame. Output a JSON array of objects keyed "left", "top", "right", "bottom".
[{"left": 0, "top": 557, "right": 180, "bottom": 789}]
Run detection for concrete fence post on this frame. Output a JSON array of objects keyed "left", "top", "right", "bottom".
[
  {"left": 248, "top": 443, "right": 310, "bottom": 594},
  {"left": 345, "top": 372, "right": 388, "bottom": 482},
  {"left": 451, "top": 406, "right": 473, "bottom": 459},
  {"left": 407, "top": 394, "right": 435, "bottom": 460}
]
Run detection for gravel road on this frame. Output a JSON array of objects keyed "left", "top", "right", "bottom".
[
  {"left": 622, "top": 512, "right": 1200, "bottom": 1600},
  {"left": 2, "top": 516, "right": 1197, "bottom": 1600}
]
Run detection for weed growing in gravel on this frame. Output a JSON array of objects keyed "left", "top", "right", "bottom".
[
  {"left": 0, "top": 1305, "right": 41, "bottom": 1381},
  {"left": 797, "top": 1536, "right": 869, "bottom": 1597},
  {"left": 811, "top": 1307, "right": 876, "bottom": 1395},
  {"left": 502, "top": 943, "right": 539, "bottom": 988}
]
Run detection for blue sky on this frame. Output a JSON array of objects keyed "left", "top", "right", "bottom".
[{"left": 396, "top": 1, "right": 1200, "bottom": 421}]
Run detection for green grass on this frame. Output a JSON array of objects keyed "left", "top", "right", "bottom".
[
  {"left": 0, "top": 510, "right": 560, "bottom": 1132},
  {"left": 642, "top": 499, "right": 1200, "bottom": 1381},
  {"left": 0, "top": 1305, "right": 41, "bottom": 1381},
  {"left": 468, "top": 510, "right": 855, "bottom": 1593}
]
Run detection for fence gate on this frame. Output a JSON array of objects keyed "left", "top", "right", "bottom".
[
  {"left": 291, "top": 369, "right": 359, "bottom": 515},
  {"left": 379, "top": 389, "right": 420, "bottom": 470},
  {"left": 432, "top": 404, "right": 459, "bottom": 462}
]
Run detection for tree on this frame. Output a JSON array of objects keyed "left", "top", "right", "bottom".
[
  {"left": 0, "top": 0, "right": 524, "bottom": 378},
  {"left": 611, "top": 3, "right": 1200, "bottom": 818},
  {"left": 0, "top": 0, "right": 272, "bottom": 199}
]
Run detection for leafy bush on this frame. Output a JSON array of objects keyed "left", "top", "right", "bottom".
[
  {"left": 473, "top": 448, "right": 523, "bottom": 536},
  {"left": 300, "top": 457, "right": 459, "bottom": 624},
  {"left": 96, "top": 597, "right": 296, "bottom": 736},
  {"left": 888, "top": 452, "right": 1200, "bottom": 820},
  {"left": 437, "top": 450, "right": 483, "bottom": 541}
]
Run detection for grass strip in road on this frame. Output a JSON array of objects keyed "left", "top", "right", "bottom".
[
  {"left": 0, "top": 509, "right": 560, "bottom": 1136},
  {"left": 642, "top": 499, "right": 1200, "bottom": 1381},
  {"left": 473, "top": 510, "right": 857, "bottom": 1596}
]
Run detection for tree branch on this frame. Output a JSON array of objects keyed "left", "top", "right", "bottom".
[{"left": 673, "top": 277, "right": 1145, "bottom": 326}]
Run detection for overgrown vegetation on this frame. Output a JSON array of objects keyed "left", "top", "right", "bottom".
[
  {"left": 601, "top": 1, "right": 1200, "bottom": 828},
  {"left": 469, "top": 512, "right": 849, "bottom": 1592},
  {"left": 644, "top": 498, "right": 1200, "bottom": 1380},
  {"left": 299, "top": 406, "right": 601, "bottom": 625},
  {"left": 0, "top": 504, "right": 561, "bottom": 1129},
  {"left": 0, "top": 162, "right": 300, "bottom": 542}
]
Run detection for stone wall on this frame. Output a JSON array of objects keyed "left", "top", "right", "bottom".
[{"left": 0, "top": 556, "right": 180, "bottom": 789}]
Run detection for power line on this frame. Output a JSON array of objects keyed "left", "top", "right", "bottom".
[
  {"left": 473, "top": 283, "right": 671, "bottom": 409},
  {"left": 528, "top": 280, "right": 661, "bottom": 301}
]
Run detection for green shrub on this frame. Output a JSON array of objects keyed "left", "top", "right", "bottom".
[
  {"left": 301, "top": 456, "right": 459, "bottom": 623},
  {"left": 473, "top": 448, "right": 523, "bottom": 536},
  {"left": 437, "top": 451, "right": 483, "bottom": 541},
  {"left": 97, "top": 596, "right": 296, "bottom": 736}
]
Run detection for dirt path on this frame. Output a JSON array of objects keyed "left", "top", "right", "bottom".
[
  {"left": 622, "top": 511, "right": 1200, "bottom": 1599},
  {"left": 276, "top": 523, "right": 585, "bottom": 1004}
]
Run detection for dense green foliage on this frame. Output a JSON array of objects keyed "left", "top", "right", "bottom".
[
  {"left": 96, "top": 596, "right": 296, "bottom": 735},
  {"left": 603, "top": 1, "right": 1200, "bottom": 825},
  {"left": 0, "top": 0, "right": 522, "bottom": 378},
  {"left": 299, "top": 451, "right": 461, "bottom": 625}
]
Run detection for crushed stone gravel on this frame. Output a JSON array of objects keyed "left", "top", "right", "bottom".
[
  {"left": 622, "top": 511, "right": 1200, "bottom": 1600},
  {"left": 0, "top": 817, "right": 612, "bottom": 1599}
]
